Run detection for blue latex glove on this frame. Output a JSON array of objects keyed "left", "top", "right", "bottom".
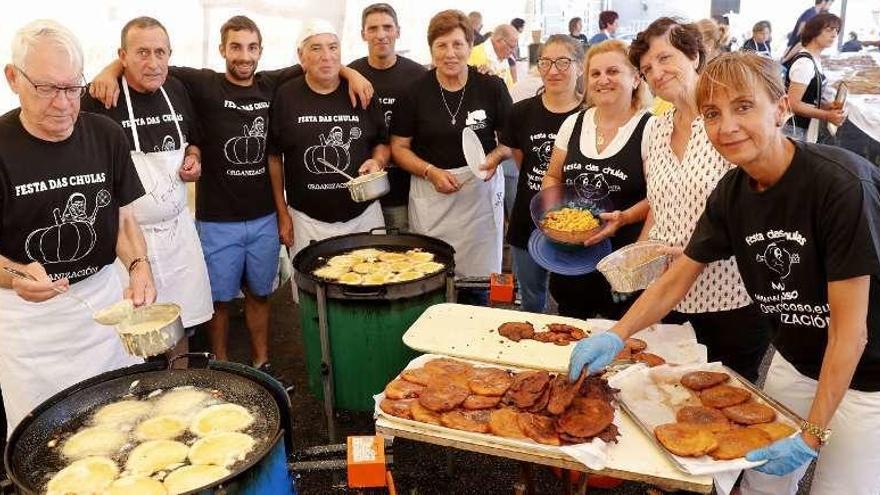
[
  {"left": 745, "top": 435, "right": 818, "bottom": 476},
  {"left": 568, "top": 332, "right": 625, "bottom": 381}
]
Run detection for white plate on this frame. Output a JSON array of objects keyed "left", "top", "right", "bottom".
[{"left": 461, "top": 127, "right": 488, "bottom": 180}]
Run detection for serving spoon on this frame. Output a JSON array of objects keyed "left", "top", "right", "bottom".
[{"left": 3, "top": 265, "right": 97, "bottom": 314}]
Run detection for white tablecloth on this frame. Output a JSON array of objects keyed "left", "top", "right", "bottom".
[{"left": 822, "top": 51, "right": 880, "bottom": 144}]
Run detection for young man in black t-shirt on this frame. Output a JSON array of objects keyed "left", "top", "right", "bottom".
[
  {"left": 348, "top": 3, "right": 427, "bottom": 232},
  {"left": 269, "top": 20, "right": 388, "bottom": 300}
]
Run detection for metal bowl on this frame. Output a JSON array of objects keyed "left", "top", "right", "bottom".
[
  {"left": 347, "top": 171, "right": 390, "bottom": 202},
  {"left": 596, "top": 241, "right": 670, "bottom": 293},
  {"left": 115, "top": 303, "right": 183, "bottom": 357},
  {"left": 529, "top": 184, "right": 610, "bottom": 245}
]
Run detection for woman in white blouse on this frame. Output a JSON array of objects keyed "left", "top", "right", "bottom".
[
  {"left": 785, "top": 12, "right": 846, "bottom": 143},
  {"left": 627, "top": 18, "right": 771, "bottom": 382},
  {"left": 542, "top": 40, "right": 652, "bottom": 320}
]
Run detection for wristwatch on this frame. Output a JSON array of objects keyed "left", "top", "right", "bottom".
[{"left": 801, "top": 420, "right": 832, "bottom": 445}]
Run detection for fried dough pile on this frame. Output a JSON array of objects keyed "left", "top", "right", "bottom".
[
  {"left": 653, "top": 371, "right": 796, "bottom": 460},
  {"left": 380, "top": 358, "right": 620, "bottom": 446},
  {"left": 312, "top": 248, "right": 444, "bottom": 285},
  {"left": 497, "top": 322, "right": 588, "bottom": 346},
  {"left": 614, "top": 338, "right": 666, "bottom": 367}
]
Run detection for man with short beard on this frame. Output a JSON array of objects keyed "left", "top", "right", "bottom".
[
  {"left": 90, "top": 16, "right": 374, "bottom": 378},
  {"left": 348, "top": 3, "right": 426, "bottom": 231}
]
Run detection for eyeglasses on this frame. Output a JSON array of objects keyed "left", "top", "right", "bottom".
[
  {"left": 503, "top": 38, "right": 518, "bottom": 50},
  {"left": 14, "top": 66, "right": 85, "bottom": 100},
  {"left": 537, "top": 57, "right": 573, "bottom": 72}
]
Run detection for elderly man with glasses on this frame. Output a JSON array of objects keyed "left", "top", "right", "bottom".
[
  {"left": 468, "top": 24, "right": 520, "bottom": 87},
  {"left": 0, "top": 19, "right": 152, "bottom": 434}
]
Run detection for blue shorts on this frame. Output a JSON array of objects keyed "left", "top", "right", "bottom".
[{"left": 197, "top": 213, "right": 280, "bottom": 301}]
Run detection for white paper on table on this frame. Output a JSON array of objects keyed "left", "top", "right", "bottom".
[
  {"left": 373, "top": 353, "right": 614, "bottom": 470},
  {"left": 589, "top": 320, "right": 708, "bottom": 366},
  {"left": 607, "top": 362, "right": 804, "bottom": 493}
]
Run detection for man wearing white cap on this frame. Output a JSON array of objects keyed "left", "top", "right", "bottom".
[{"left": 269, "top": 19, "right": 389, "bottom": 298}]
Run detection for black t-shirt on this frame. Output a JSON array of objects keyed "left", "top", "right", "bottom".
[
  {"left": 269, "top": 78, "right": 388, "bottom": 223},
  {"left": 686, "top": 141, "right": 880, "bottom": 391},
  {"left": 500, "top": 96, "right": 578, "bottom": 248},
  {"left": 741, "top": 39, "right": 771, "bottom": 56},
  {"left": 560, "top": 111, "right": 650, "bottom": 249},
  {"left": 168, "top": 65, "right": 303, "bottom": 222},
  {"left": 82, "top": 76, "right": 200, "bottom": 153},
  {"left": 348, "top": 56, "right": 427, "bottom": 208},
  {"left": 0, "top": 110, "right": 144, "bottom": 284},
  {"left": 393, "top": 67, "right": 512, "bottom": 170}
]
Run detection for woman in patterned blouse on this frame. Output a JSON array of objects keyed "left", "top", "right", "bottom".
[{"left": 627, "top": 17, "right": 771, "bottom": 382}]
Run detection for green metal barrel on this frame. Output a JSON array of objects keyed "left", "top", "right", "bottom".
[
  {"left": 297, "top": 290, "right": 445, "bottom": 410},
  {"left": 292, "top": 230, "right": 455, "bottom": 412}
]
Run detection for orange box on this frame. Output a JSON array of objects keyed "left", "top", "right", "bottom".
[
  {"left": 489, "top": 272, "right": 515, "bottom": 304},
  {"left": 346, "top": 435, "right": 387, "bottom": 488}
]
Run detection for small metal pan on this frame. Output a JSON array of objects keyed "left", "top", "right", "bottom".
[{"left": 115, "top": 303, "right": 183, "bottom": 357}]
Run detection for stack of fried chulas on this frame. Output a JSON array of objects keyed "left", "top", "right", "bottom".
[
  {"left": 380, "top": 358, "right": 620, "bottom": 446},
  {"left": 654, "top": 371, "right": 796, "bottom": 460},
  {"left": 497, "top": 322, "right": 588, "bottom": 346}
]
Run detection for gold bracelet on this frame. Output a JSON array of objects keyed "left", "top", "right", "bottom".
[
  {"left": 128, "top": 256, "right": 149, "bottom": 273},
  {"left": 423, "top": 164, "right": 433, "bottom": 180}
]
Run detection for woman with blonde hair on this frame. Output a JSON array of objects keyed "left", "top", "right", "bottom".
[
  {"left": 569, "top": 51, "right": 880, "bottom": 495},
  {"left": 500, "top": 34, "right": 584, "bottom": 313},
  {"left": 540, "top": 39, "right": 652, "bottom": 319}
]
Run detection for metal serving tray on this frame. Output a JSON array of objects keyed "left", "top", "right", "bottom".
[{"left": 615, "top": 364, "right": 806, "bottom": 474}]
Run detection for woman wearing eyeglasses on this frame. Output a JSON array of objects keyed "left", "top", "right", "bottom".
[
  {"left": 392, "top": 10, "right": 512, "bottom": 304},
  {"left": 623, "top": 17, "right": 771, "bottom": 382},
  {"left": 539, "top": 40, "right": 651, "bottom": 320},
  {"left": 498, "top": 35, "right": 584, "bottom": 313}
]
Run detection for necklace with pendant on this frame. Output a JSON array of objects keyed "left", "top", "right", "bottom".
[{"left": 439, "top": 80, "right": 467, "bottom": 126}]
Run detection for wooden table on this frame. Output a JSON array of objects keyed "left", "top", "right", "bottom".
[
  {"left": 384, "top": 306, "right": 714, "bottom": 493},
  {"left": 376, "top": 411, "right": 713, "bottom": 494}
]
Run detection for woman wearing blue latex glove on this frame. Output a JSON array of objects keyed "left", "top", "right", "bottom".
[
  {"left": 568, "top": 331, "right": 625, "bottom": 381},
  {"left": 574, "top": 52, "right": 880, "bottom": 495},
  {"left": 745, "top": 436, "right": 818, "bottom": 476}
]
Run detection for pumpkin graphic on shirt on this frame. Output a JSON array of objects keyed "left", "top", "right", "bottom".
[
  {"left": 25, "top": 189, "right": 111, "bottom": 264},
  {"left": 224, "top": 116, "right": 267, "bottom": 165},
  {"left": 574, "top": 172, "right": 620, "bottom": 201},
  {"left": 303, "top": 125, "right": 362, "bottom": 175}
]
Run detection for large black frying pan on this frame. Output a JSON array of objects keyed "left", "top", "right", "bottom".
[
  {"left": 293, "top": 227, "right": 456, "bottom": 301},
  {"left": 3, "top": 354, "right": 291, "bottom": 494}
]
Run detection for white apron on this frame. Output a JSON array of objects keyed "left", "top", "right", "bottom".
[
  {"left": 409, "top": 166, "right": 504, "bottom": 277},
  {"left": 120, "top": 79, "right": 213, "bottom": 327},
  {"left": 0, "top": 266, "right": 142, "bottom": 435},
  {"left": 288, "top": 201, "right": 384, "bottom": 302}
]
